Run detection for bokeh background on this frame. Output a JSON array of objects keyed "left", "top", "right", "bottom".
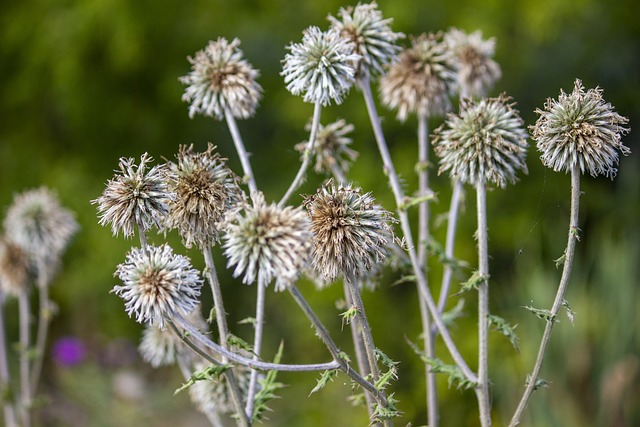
[{"left": 1, "top": 0, "right": 638, "bottom": 426}]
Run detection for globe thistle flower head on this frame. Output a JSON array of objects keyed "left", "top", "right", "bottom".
[
  {"left": 223, "top": 193, "right": 312, "bottom": 291},
  {"left": 303, "top": 182, "right": 393, "bottom": 286},
  {"left": 282, "top": 26, "right": 361, "bottom": 106},
  {"left": 294, "top": 119, "right": 358, "bottom": 176},
  {"left": 444, "top": 28, "right": 501, "bottom": 98},
  {"left": 113, "top": 244, "right": 203, "bottom": 328},
  {"left": 379, "top": 33, "right": 457, "bottom": 121},
  {"left": 0, "top": 237, "right": 31, "bottom": 297},
  {"left": 164, "top": 144, "right": 244, "bottom": 248},
  {"left": 93, "top": 153, "right": 170, "bottom": 239},
  {"left": 180, "top": 37, "right": 263, "bottom": 120},
  {"left": 327, "top": 1, "right": 404, "bottom": 80},
  {"left": 4, "top": 187, "right": 78, "bottom": 266},
  {"left": 532, "top": 79, "right": 630, "bottom": 178},
  {"left": 433, "top": 95, "right": 529, "bottom": 188}
]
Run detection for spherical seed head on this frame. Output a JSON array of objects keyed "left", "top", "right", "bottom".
[
  {"left": 433, "top": 95, "right": 529, "bottom": 188},
  {"left": 93, "top": 153, "right": 171, "bottom": 239},
  {"left": 303, "top": 182, "right": 393, "bottom": 286},
  {"left": 223, "top": 193, "right": 312, "bottom": 291},
  {"left": 4, "top": 187, "right": 78, "bottom": 266},
  {"left": 294, "top": 119, "right": 358, "bottom": 176},
  {"left": 282, "top": 26, "right": 361, "bottom": 106},
  {"left": 532, "top": 79, "right": 630, "bottom": 178},
  {"left": 188, "top": 361, "right": 253, "bottom": 416},
  {"left": 327, "top": 1, "right": 404, "bottom": 80},
  {"left": 180, "top": 38, "right": 263, "bottom": 120},
  {"left": 379, "top": 33, "right": 457, "bottom": 121},
  {"left": 164, "top": 144, "right": 244, "bottom": 248},
  {"left": 0, "top": 237, "right": 31, "bottom": 297},
  {"left": 113, "top": 244, "right": 203, "bottom": 328},
  {"left": 444, "top": 28, "right": 501, "bottom": 98}
]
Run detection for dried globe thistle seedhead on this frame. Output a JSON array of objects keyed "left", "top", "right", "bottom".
[
  {"left": 433, "top": 95, "right": 529, "bottom": 188},
  {"left": 188, "top": 361, "right": 254, "bottom": 416},
  {"left": 0, "top": 237, "right": 32, "bottom": 297},
  {"left": 223, "top": 193, "right": 312, "bottom": 291},
  {"left": 4, "top": 187, "right": 78, "bottom": 267},
  {"left": 93, "top": 153, "right": 171, "bottom": 239},
  {"left": 164, "top": 144, "right": 244, "bottom": 248},
  {"left": 294, "top": 119, "right": 358, "bottom": 176},
  {"left": 328, "top": 1, "right": 404, "bottom": 80},
  {"left": 180, "top": 37, "right": 263, "bottom": 120},
  {"left": 532, "top": 79, "right": 630, "bottom": 178},
  {"left": 113, "top": 244, "right": 203, "bottom": 328},
  {"left": 282, "top": 26, "right": 361, "bottom": 106},
  {"left": 444, "top": 28, "right": 501, "bottom": 98},
  {"left": 303, "top": 182, "right": 393, "bottom": 286},
  {"left": 379, "top": 33, "right": 457, "bottom": 121}
]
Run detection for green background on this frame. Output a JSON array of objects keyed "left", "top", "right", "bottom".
[{"left": 1, "top": 0, "right": 638, "bottom": 426}]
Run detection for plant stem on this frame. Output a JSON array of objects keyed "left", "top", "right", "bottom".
[
  {"left": 18, "top": 292, "right": 31, "bottom": 427},
  {"left": 359, "top": 77, "right": 476, "bottom": 384},
  {"left": 417, "top": 112, "right": 439, "bottom": 427},
  {"left": 245, "top": 281, "right": 266, "bottom": 419},
  {"left": 0, "top": 294, "right": 18, "bottom": 427},
  {"left": 475, "top": 182, "right": 492, "bottom": 427},
  {"left": 437, "top": 180, "right": 463, "bottom": 313},
  {"left": 29, "top": 259, "right": 51, "bottom": 394},
  {"left": 225, "top": 108, "right": 258, "bottom": 195},
  {"left": 202, "top": 246, "right": 251, "bottom": 427},
  {"left": 345, "top": 278, "right": 380, "bottom": 382},
  {"left": 508, "top": 165, "right": 581, "bottom": 427},
  {"left": 279, "top": 101, "right": 322, "bottom": 207}
]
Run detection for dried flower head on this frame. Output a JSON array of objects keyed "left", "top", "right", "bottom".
[
  {"left": 433, "top": 95, "right": 528, "bottom": 188},
  {"left": 4, "top": 187, "right": 78, "bottom": 266},
  {"left": 532, "top": 79, "right": 630, "bottom": 177},
  {"left": 303, "top": 182, "right": 393, "bottom": 285},
  {"left": 93, "top": 153, "right": 170, "bottom": 239},
  {"left": 180, "top": 38, "right": 262, "bottom": 120},
  {"left": 294, "top": 119, "right": 358, "bottom": 177},
  {"left": 327, "top": 1, "right": 404, "bottom": 80},
  {"left": 282, "top": 26, "right": 360, "bottom": 106},
  {"left": 188, "top": 361, "right": 253, "bottom": 416},
  {"left": 379, "top": 33, "right": 457, "bottom": 121},
  {"left": 0, "top": 237, "right": 31, "bottom": 297},
  {"left": 164, "top": 144, "right": 244, "bottom": 248},
  {"left": 223, "top": 193, "right": 312, "bottom": 291},
  {"left": 444, "top": 28, "right": 501, "bottom": 98},
  {"left": 113, "top": 244, "right": 203, "bottom": 328}
]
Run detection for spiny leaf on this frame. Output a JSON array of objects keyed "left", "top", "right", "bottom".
[
  {"left": 398, "top": 193, "right": 437, "bottom": 211},
  {"left": 526, "top": 374, "right": 550, "bottom": 391},
  {"left": 372, "top": 393, "right": 401, "bottom": 422},
  {"left": 375, "top": 365, "right": 398, "bottom": 391},
  {"left": 375, "top": 348, "right": 399, "bottom": 369},
  {"left": 570, "top": 226, "right": 581, "bottom": 241},
  {"left": 309, "top": 370, "right": 339, "bottom": 396},
  {"left": 405, "top": 338, "right": 477, "bottom": 390},
  {"left": 227, "top": 334, "right": 254, "bottom": 354},
  {"left": 488, "top": 314, "right": 520, "bottom": 352},
  {"left": 174, "top": 363, "right": 231, "bottom": 395},
  {"left": 347, "top": 392, "right": 366, "bottom": 407},
  {"left": 252, "top": 341, "right": 286, "bottom": 422},
  {"left": 456, "top": 270, "right": 488, "bottom": 295},
  {"left": 554, "top": 253, "right": 566, "bottom": 268},
  {"left": 426, "top": 238, "right": 470, "bottom": 271},
  {"left": 563, "top": 300, "right": 576, "bottom": 326},
  {"left": 341, "top": 305, "right": 358, "bottom": 328},
  {"left": 523, "top": 305, "right": 556, "bottom": 323}
]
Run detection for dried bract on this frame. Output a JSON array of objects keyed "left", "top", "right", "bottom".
[{"left": 0, "top": 237, "right": 31, "bottom": 297}]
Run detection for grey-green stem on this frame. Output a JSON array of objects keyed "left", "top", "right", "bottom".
[
  {"left": 508, "top": 165, "right": 581, "bottom": 427},
  {"left": 437, "top": 180, "right": 463, "bottom": 314},
  {"left": 18, "top": 292, "right": 31, "bottom": 427},
  {"left": 30, "top": 259, "right": 52, "bottom": 394},
  {"left": 225, "top": 108, "right": 258, "bottom": 195},
  {"left": 0, "top": 293, "right": 18, "bottom": 427},
  {"left": 245, "top": 281, "right": 266, "bottom": 419}
]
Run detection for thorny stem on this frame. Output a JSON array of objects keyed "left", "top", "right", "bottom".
[
  {"left": 18, "top": 293, "right": 30, "bottom": 427},
  {"left": 245, "top": 281, "right": 266, "bottom": 419},
  {"left": 417, "top": 112, "right": 439, "bottom": 427},
  {"left": 279, "top": 101, "right": 322, "bottom": 207},
  {"left": 508, "top": 165, "right": 581, "bottom": 427},
  {"left": 225, "top": 108, "right": 258, "bottom": 195},
  {"left": 436, "top": 181, "right": 464, "bottom": 313},
  {"left": 346, "top": 277, "right": 380, "bottom": 383},
  {"left": 202, "top": 246, "right": 250, "bottom": 427},
  {"left": 359, "top": 77, "right": 477, "bottom": 384},
  {"left": 0, "top": 293, "right": 18, "bottom": 427},
  {"left": 30, "top": 259, "right": 51, "bottom": 394},
  {"left": 476, "top": 182, "right": 492, "bottom": 427}
]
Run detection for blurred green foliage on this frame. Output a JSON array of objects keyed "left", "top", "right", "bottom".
[{"left": 1, "top": 0, "right": 638, "bottom": 426}]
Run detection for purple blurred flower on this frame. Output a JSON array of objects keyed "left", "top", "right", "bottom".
[{"left": 53, "top": 337, "right": 86, "bottom": 367}]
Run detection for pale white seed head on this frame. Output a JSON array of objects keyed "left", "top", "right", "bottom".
[{"left": 294, "top": 119, "right": 358, "bottom": 176}]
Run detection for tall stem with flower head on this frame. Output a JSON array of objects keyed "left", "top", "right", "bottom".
[
  {"left": 224, "top": 108, "right": 258, "bottom": 195},
  {"left": 29, "top": 261, "right": 52, "bottom": 394},
  {"left": 18, "top": 292, "right": 30, "bottom": 427}
]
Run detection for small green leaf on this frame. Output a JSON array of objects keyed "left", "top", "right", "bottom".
[
  {"left": 174, "top": 363, "right": 231, "bottom": 395},
  {"left": 554, "top": 253, "right": 566, "bottom": 268},
  {"left": 373, "top": 393, "right": 401, "bottom": 421},
  {"left": 563, "top": 300, "right": 576, "bottom": 326},
  {"left": 488, "top": 314, "right": 519, "bottom": 352},
  {"left": 227, "top": 334, "right": 254, "bottom": 354},
  {"left": 526, "top": 374, "right": 550, "bottom": 391},
  {"left": 398, "top": 193, "right": 437, "bottom": 211},
  {"left": 390, "top": 275, "right": 416, "bottom": 287},
  {"left": 405, "top": 338, "right": 477, "bottom": 390},
  {"left": 523, "top": 305, "right": 556, "bottom": 323},
  {"left": 238, "top": 317, "right": 257, "bottom": 326},
  {"left": 456, "top": 270, "right": 488, "bottom": 295},
  {"left": 341, "top": 305, "right": 359, "bottom": 327},
  {"left": 252, "top": 342, "right": 286, "bottom": 422},
  {"left": 375, "top": 348, "right": 399, "bottom": 369},
  {"left": 441, "top": 299, "right": 466, "bottom": 327},
  {"left": 347, "top": 392, "right": 366, "bottom": 407},
  {"left": 309, "top": 370, "right": 338, "bottom": 396}
]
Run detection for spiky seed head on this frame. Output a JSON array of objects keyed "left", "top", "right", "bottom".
[
  {"left": 444, "top": 28, "right": 501, "bottom": 98},
  {"left": 379, "top": 33, "right": 457, "bottom": 121},
  {"left": 433, "top": 95, "right": 529, "bottom": 188},
  {"left": 93, "top": 153, "right": 170, "bottom": 239},
  {"left": 113, "top": 244, "right": 202, "bottom": 328},
  {"left": 180, "top": 38, "right": 262, "bottom": 120},
  {"left": 0, "top": 237, "right": 31, "bottom": 297},
  {"left": 4, "top": 187, "right": 78, "bottom": 270},
  {"left": 532, "top": 79, "right": 630, "bottom": 178},
  {"left": 188, "top": 361, "right": 254, "bottom": 416},
  {"left": 282, "top": 26, "right": 361, "bottom": 106},
  {"left": 164, "top": 144, "right": 244, "bottom": 248},
  {"left": 303, "top": 182, "right": 393, "bottom": 286},
  {"left": 327, "top": 1, "right": 404, "bottom": 80},
  {"left": 294, "top": 119, "right": 358, "bottom": 176},
  {"left": 223, "top": 193, "right": 312, "bottom": 291}
]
